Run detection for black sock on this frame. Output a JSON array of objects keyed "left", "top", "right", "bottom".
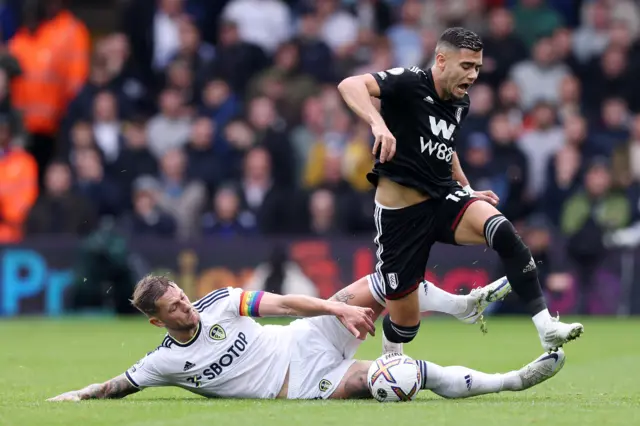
[
  {"left": 382, "top": 314, "right": 421, "bottom": 343},
  {"left": 484, "top": 215, "right": 547, "bottom": 316}
]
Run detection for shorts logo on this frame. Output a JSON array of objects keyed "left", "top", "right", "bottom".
[
  {"left": 319, "top": 379, "right": 332, "bottom": 392},
  {"left": 209, "top": 324, "right": 227, "bottom": 341},
  {"left": 387, "top": 273, "right": 398, "bottom": 290}
]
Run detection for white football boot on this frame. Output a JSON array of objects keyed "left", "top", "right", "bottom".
[
  {"left": 539, "top": 316, "right": 584, "bottom": 353},
  {"left": 458, "top": 276, "right": 512, "bottom": 333},
  {"left": 514, "top": 349, "right": 566, "bottom": 390}
]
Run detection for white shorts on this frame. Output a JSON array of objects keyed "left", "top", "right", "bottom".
[{"left": 286, "top": 316, "right": 361, "bottom": 399}]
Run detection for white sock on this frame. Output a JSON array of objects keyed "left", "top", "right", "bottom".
[
  {"left": 532, "top": 308, "right": 552, "bottom": 334},
  {"left": 367, "top": 274, "right": 470, "bottom": 317},
  {"left": 419, "top": 281, "right": 469, "bottom": 316},
  {"left": 417, "top": 360, "right": 505, "bottom": 398}
]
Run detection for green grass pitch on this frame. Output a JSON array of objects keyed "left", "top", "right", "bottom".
[{"left": 1, "top": 316, "right": 638, "bottom": 426}]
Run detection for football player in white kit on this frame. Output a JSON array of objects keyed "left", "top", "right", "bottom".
[{"left": 48, "top": 273, "right": 565, "bottom": 402}]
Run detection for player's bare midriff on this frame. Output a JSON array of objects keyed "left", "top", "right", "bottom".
[
  {"left": 375, "top": 176, "right": 430, "bottom": 209},
  {"left": 276, "top": 367, "right": 290, "bottom": 398}
]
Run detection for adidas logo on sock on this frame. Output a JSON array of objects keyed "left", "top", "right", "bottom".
[
  {"left": 464, "top": 374, "right": 473, "bottom": 391},
  {"left": 183, "top": 361, "right": 196, "bottom": 371},
  {"left": 523, "top": 258, "right": 536, "bottom": 273}
]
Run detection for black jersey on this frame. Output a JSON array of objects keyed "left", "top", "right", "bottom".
[{"left": 367, "top": 67, "right": 470, "bottom": 199}]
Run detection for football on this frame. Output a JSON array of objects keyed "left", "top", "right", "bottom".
[{"left": 367, "top": 353, "right": 421, "bottom": 402}]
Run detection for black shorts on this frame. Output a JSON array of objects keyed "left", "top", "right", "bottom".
[{"left": 373, "top": 186, "right": 480, "bottom": 300}]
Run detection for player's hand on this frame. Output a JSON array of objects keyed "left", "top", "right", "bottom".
[
  {"left": 335, "top": 304, "right": 376, "bottom": 340},
  {"left": 47, "top": 391, "right": 81, "bottom": 402},
  {"left": 371, "top": 123, "right": 396, "bottom": 163},
  {"left": 473, "top": 190, "right": 499, "bottom": 206}
]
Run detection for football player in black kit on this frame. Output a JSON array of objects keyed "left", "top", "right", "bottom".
[{"left": 338, "top": 27, "right": 584, "bottom": 354}]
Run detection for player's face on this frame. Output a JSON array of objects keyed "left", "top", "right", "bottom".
[
  {"left": 442, "top": 48, "right": 483, "bottom": 100},
  {"left": 151, "top": 285, "right": 200, "bottom": 331}
]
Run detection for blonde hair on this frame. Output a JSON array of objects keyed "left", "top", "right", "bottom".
[{"left": 130, "top": 275, "right": 173, "bottom": 316}]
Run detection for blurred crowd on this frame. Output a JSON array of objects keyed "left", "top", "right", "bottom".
[{"left": 1, "top": 0, "right": 640, "bottom": 262}]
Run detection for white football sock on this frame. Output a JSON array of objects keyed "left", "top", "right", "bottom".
[
  {"left": 367, "top": 274, "right": 469, "bottom": 317},
  {"left": 419, "top": 281, "right": 469, "bottom": 316},
  {"left": 532, "top": 308, "right": 552, "bottom": 334},
  {"left": 417, "top": 360, "right": 506, "bottom": 398}
]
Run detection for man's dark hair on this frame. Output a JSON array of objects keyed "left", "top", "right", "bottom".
[{"left": 437, "top": 27, "right": 483, "bottom": 52}]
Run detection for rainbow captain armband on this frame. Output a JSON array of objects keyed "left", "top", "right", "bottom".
[{"left": 239, "top": 291, "right": 264, "bottom": 317}]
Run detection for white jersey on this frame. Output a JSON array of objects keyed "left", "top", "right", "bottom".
[{"left": 124, "top": 287, "right": 292, "bottom": 399}]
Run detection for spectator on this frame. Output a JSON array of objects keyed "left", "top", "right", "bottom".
[
  {"left": 92, "top": 91, "right": 125, "bottom": 165},
  {"left": 496, "top": 79, "right": 524, "bottom": 129},
  {"left": 386, "top": 0, "right": 423, "bottom": 68},
  {"left": 544, "top": 145, "right": 583, "bottom": 225},
  {"left": 457, "top": 83, "right": 494, "bottom": 148},
  {"left": 185, "top": 116, "right": 223, "bottom": 192},
  {"left": 583, "top": 47, "right": 637, "bottom": 114},
  {"left": 246, "top": 96, "right": 295, "bottom": 187},
  {"left": 198, "top": 79, "right": 241, "bottom": 143},
  {"left": 316, "top": 0, "right": 359, "bottom": 56},
  {"left": 63, "top": 56, "right": 132, "bottom": 140},
  {"left": 124, "top": 176, "right": 176, "bottom": 238},
  {"left": 306, "top": 188, "right": 340, "bottom": 236},
  {"left": 222, "top": 0, "right": 291, "bottom": 54},
  {"left": 512, "top": 0, "right": 563, "bottom": 49},
  {"left": 153, "top": 147, "right": 207, "bottom": 240},
  {"left": 165, "top": 58, "right": 196, "bottom": 109},
  {"left": 478, "top": 8, "right": 528, "bottom": 89},
  {"left": 173, "top": 16, "right": 215, "bottom": 81},
  {"left": 65, "top": 120, "right": 100, "bottom": 167},
  {"left": 557, "top": 74, "right": 583, "bottom": 122},
  {"left": 551, "top": 27, "right": 582, "bottom": 77},
  {"left": 572, "top": 1, "right": 611, "bottom": 65},
  {"left": 460, "top": 133, "right": 508, "bottom": 205},
  {"left": 222, "top": 118, "right": 257, "bottom": 181},
  {"left": 146, "top": 88, "right": 191, "bottom": 159},
  {"left": 517, "top": 102, "right": 564, "bottom": 200},
  {"left": 237, "top": 146, "right": 292, "bottom": 234},
  {"left": 98, "top": 33, "right": 150, "bottom": 116},
  {"left": 201, "top": 185, "right": 255, "bottom": 237},
  {"left": 111, "top": 118, "right": 159, "bottom": 209},
  {"left": 591, "top": 97, "right": 631, "bottom": 156},
  {"left": 247, "top": 41, "right": 319, "bottom": 124},
  {"left": 510, "top": 36, "right": 570, "bottom": 111},
  {"left": 489, "top": 113, "right": 529, "bottom": 222},
  {"left": 0, "top": 113, "right": 37, "bottom": 242},
  {"left": 25, "top": 160, "right": 95, "bottom": 235},
  {"left": 9, "top": 0, "right": 90, "bottom": 185},
  {"left": 563, "top": 113, "right": 604, "bottom": 160},
  {"left": 294, "top": 10, "right": 336, "bottom": 83},
  {"left": 73, "top": 148, "right": 122, "bottom": 217},
  {"left": 561, "top": 157, "right": 631, "bottom": 314},
  {"left": 204, "top": 20, "right": 269, "bottom": 95}
]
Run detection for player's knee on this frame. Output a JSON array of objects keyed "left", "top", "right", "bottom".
[
  {"left": 483, "top": 215, "right": 530, "bottom": 258},
  {"left": 382, "top": 314, "right": 420, "bottom": 344}
]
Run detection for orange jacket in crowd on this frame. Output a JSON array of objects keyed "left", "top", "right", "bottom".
[
  {"left": 0, "top": 148, "right": 38, "bottom": 243},
  {"left": 9, "top": 10, "right": 90, "bottom": 136}
]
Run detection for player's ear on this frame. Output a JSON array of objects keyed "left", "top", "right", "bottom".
[
  {"left": 149, "top": 317, "right": 164, "bottom": 328},
  {"left": 435, "top": 51, "right": 447, "bottom": 70}
]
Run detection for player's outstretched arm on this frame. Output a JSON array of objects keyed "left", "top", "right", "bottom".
[
  {"left": 47, "top": 374, "right": 140, "bottom": 401},
  {"left": 257, "top": 292, "right": 376, "bottom": 338}
]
